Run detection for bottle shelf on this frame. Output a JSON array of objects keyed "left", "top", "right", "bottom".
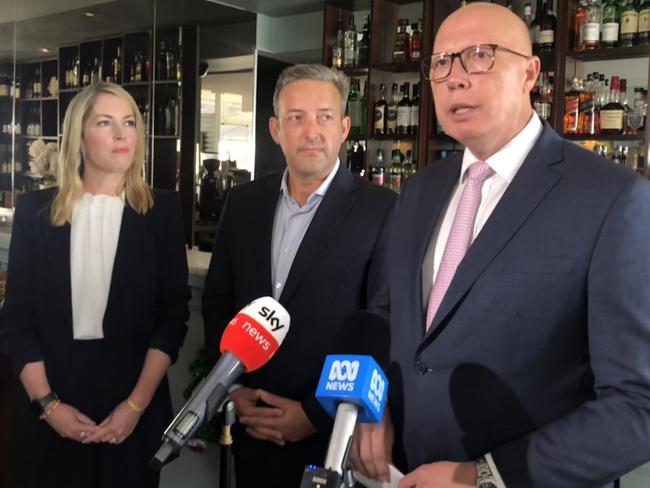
[
  {"left": 59, "top": 88, "right": 80, "bottom": 93},
  {"left": 19, "top": 97, "right": 57, "bottom": 102},
  {"left": 340, "top": 66, "right": 369, "bottom": 76},
  {"left": 564, "top": 133, "right": 645, "bottom": 141},
  {"left": 371, "top": 133, "right": 418, "bottom": 141},
  {"left": 21, "top": 135, "right": 58, "bottom": 141},
  {"left": 371, "top": 61, "right": 421, "bottom": 73},
  {"left": 571, "top": 45, "right": 650, "bottom": 61}
]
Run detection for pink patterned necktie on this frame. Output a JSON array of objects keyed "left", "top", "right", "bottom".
[{"left": 425, "top": 160, "right": 494, "bottom": 330}]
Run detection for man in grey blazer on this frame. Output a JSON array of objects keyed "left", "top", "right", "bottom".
[
  {"left": 202, "top": 64, "right": 395, "bottom": 487},
  {"left": 354, "top": 4, "right": 650, "bottom": 487}
]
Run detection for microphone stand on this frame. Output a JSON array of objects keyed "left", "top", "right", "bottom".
[{"left": 218, "top": 400, "right": 235, "bottom": 488}]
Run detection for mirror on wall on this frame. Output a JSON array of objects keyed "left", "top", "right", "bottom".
[{"left": 0, "top": 0, "right": 256, "bottom": 248}]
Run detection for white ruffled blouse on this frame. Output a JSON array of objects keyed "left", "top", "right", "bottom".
[{"left": 70, "top": 192, "right": 125, "bottom": 340}]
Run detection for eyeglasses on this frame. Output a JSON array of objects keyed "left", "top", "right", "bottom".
[{"left": 422, "top": 44, "right": 530, "bottom": 82}]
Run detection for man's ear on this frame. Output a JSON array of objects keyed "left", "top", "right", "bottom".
[{"left": 269, "top": 116, "right": 281, "bottom": 144}]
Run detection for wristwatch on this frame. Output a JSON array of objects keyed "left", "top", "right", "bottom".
[
  {"left": 476, "top": 456, "right": 498, "bottom": 488},
  {"left": 30, "top": 392, "right": 59, "bottom": 418}
]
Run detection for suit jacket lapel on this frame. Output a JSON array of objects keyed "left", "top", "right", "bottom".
[
  {"left": 425, "top": 124, "right": 565, "bottom": 339},
  {"left": 279, "top": 166, "right": 357, "bottom": 305},
  {"left": 104, "top": 204, "right": 138, "bottom": 321},
  {"left": 406, "top": 155, "right": 461, "bottom": 327},
  {"left": 255, "top": 175, "right": 282, "bottom": 297},
  {"left": 47, "top": 220, "right": 73, "bottom": 327}
]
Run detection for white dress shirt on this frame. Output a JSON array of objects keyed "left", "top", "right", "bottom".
[
  {"left": 70, "top": 192, "right": 124, "bottom": 340},
  {"left": 421, "top": 114, "right": 543, "bottom": 307}
]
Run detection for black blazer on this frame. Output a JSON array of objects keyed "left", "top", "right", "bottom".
[
  {"left": 202, "top": 165, "right": 396, "bottom": 434},
  {"left": 1, "top": 187, "right": 190, "bottom": 484},
  {"left": 385, "top": 124, "right": 650, "bottom": 486}
]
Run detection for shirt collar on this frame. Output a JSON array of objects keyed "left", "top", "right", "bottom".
[
  {"left": 461, "top": 112, "right": 543, "bottom": 184},
  {"left": 280, "top": 159, "right": 340, "bottom": 205}
]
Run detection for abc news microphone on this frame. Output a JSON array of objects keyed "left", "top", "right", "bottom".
[
  {"left": 301, "top": 310, "right": 390, "bottom": 488},
  {"left": 150, "top": 296, "right": 290, "bottom": 470}
]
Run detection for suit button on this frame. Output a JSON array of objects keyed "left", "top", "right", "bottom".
[{"left": 414, "top": 359, "right": 429, "bottom": 375}]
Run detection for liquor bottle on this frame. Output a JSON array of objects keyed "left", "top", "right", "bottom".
[
  {"left": 348, "top": 140, "right": 365, "bottom": 174},
  {"left": 582, "top": 0, "right": 602, "bottom": 50},
  {"left": 166, "top": 42, "right": 176, "bottom": 81},
  {"left": 344, "top": 15, "right": 357, "bottom": 68},
  {"left": 389, "top": 149, "right": 403, "bottom": 193},
  {"left": 564, "top": 77, "right": 581, "bottom": 134},
  {"left": 73, "top": 56, "right": 80, "bottom": 87},
  {"left": 371, "top": 149, "right": 385, "bottom": 185},
  {"left": 633, "top": 86, "right": 646, "bottom": 129},
  {"left": 82, "top": 60, "right": 91, "bottom": 86},
  {"left": 113, "top": 46, "right": 122, "bottom": 83},
  {"left": 410, "top": 20, "right": 422, "bottom": 62},
  {"left": 524, "top": 3, "right": 533, "bottom": 41},
  {"left": 90, "top": 58, "right": 98, "bottom": 85},
  {"left": 143, "top": 53, "right": 151, "bottom": 82},
  {"left": 332, "top": 9, "right": 344, "bottom": 69},
  {"left": 601, "top": 0, "right": 620, "bottom": 47},
  {"left": 574, "top": 0, "right": 588, "bottom": 50},
  {"left": 358, "top": 15, "right": 370, "bottom": 66},
  {"left": 134, "top": 52, "right": 142, "bottom": 82},
  {"left": 374, "top": 83, "right": 387, "bottom": 136},
  {"left": 386, "top": 83, "right": 398, "bottom": 136},
  {"left": 348, "top": 78, "right": 362, "bottom": 137},
  {"left": 392, "top": 19, "right": 410, "bottom": 63},
  {"left": 166, "top": 96, "right": 176, "bottom": 135},
  {"left": 506, "top": 0, "right": 514, "bottom": 9},
  {"left": 579, "top": 74, "right": 599, "bottom": 134},
  {"left": 532, "top": 73, "right": 545, "bottom": 119},
  {"left": 33, "top": 66, "right": 40, "bottom": 98},
  {"left": 360, "top": 81, "right": 368, "bottom": 136},
  {"left": 410, "top": 83, "right": 419, "bottom": 135},
  {"left": 600, "top": 76, "right": 626, "bottom": 134},
  {"left": 538, "top": 1, "right": 556, "bottom": 52},
  {"left": 620, "top": 78, "right": 631, "bottom": 133},
  {"left": 530, "top": 0, "right": 544, "bottom": 49},
  {"left": 640, "top": 0, "right": 650, "bottom": 45},
  {"left": 620, "top": 0, "right": 639, "bottom": 47},
  {"left": 397, "top": 82, "right": 411, "bottom": 135},
  {"left": 403, "top": 150, "right": 416, "bottom": 182},
  {"left": 158, "top": 41, "right": 168, "bottom": 80}
]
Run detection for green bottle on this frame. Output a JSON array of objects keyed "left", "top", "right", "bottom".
[
  {"left": 602, "top": 0, "right": 621, "bottom": 47},
  {"left": 620, "top": 0, "right": 639, "bottom": 47}
]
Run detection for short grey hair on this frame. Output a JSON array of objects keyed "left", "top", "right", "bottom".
[{"left": 273, "top": 64, "right": 350, "bottom": 117}]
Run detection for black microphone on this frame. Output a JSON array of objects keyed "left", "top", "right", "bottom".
[{"left": 301, "top": 310, "right": 390, "bottom": 488}]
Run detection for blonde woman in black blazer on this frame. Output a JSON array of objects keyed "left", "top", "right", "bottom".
[{"left": 2, "top": 82, "right": 190, "bottom": 488}]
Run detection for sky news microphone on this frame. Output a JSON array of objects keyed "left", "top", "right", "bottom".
[
  {"left": 301, "top": 310, "right": 390, "bottom": 487},
  {"left": 151, "top": 296, "right": 290, "bottom": 470}
]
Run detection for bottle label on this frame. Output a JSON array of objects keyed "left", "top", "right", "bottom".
[
  {"left": 581, "top": 23, "right": 600, "bottom": 42},
  {"left": 332, "top": 48, "right": 343, "bottom": 67},
  {"left": 639, "top": 9, "right": 650, "bottom": 32},
  {"left": 621, "top": 11, "right": 639, "bottom": 35},
  {"left": 410, "top": 106, "right": 419, "bottom": 127},
  {"left": 601, "top": 23, "right": 620, "bottom": 42},
  {"left": 600, "top": 110, "right": 625, "bottom": 130},
  {"left": 537, "top": 30, "right": 554, "bottom": 44},
  {"left": 387, "top": 108, "right": 397, "bottom": 122},
  {"left": 397, "top": 107, "right": 410, "bottom": 127},
  {"left": 565, "top": 95, "right": 579, "bottom": 116},
  {"left": 374, "top": 107, "right": 385, "bottom": 130}
]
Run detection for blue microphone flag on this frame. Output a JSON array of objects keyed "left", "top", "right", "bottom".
[{"left": 315, "top": 355, "right": 387, "bottom": 423}]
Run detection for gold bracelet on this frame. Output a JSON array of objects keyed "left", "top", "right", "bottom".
[
  {"left": 127, "top": 398, "right": 143, "bottom": 414},
  {"left": 39, "top": 399, "right": 61, "bottom": 420}
]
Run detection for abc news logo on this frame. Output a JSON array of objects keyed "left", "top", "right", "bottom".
[{"left": 326, "top": 360, "right": 385, "bottom": 402}]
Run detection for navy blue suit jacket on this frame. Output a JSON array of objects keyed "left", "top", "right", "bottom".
[
  {"left": 384, "top": 124, "right": 650, "bottom": 487},
  {"left": 202, "top": 165, "right": 396, "bottom": 464}
]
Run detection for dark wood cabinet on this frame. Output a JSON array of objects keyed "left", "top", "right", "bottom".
[{"left": 323, "top": 0, "right": 650, "bottom": 175}]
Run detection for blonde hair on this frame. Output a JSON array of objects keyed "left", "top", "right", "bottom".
[{"left": 50, "top": 82, "right": 153, "bottom": 226}]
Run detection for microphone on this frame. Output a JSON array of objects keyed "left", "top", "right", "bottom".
[
  {"left": 151, "top": 296, "right": 290, "bottom": 470},
  {"left": 301, "top": 310, "right": 390, "bottom": 487}
]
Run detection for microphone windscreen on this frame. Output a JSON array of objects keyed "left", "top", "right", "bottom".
[
  {"left": 336, "top": 310, "right": 390, "bottom": 369},
  {"left": 220, "top": 296, "right": 290, "bottom": 372}
]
